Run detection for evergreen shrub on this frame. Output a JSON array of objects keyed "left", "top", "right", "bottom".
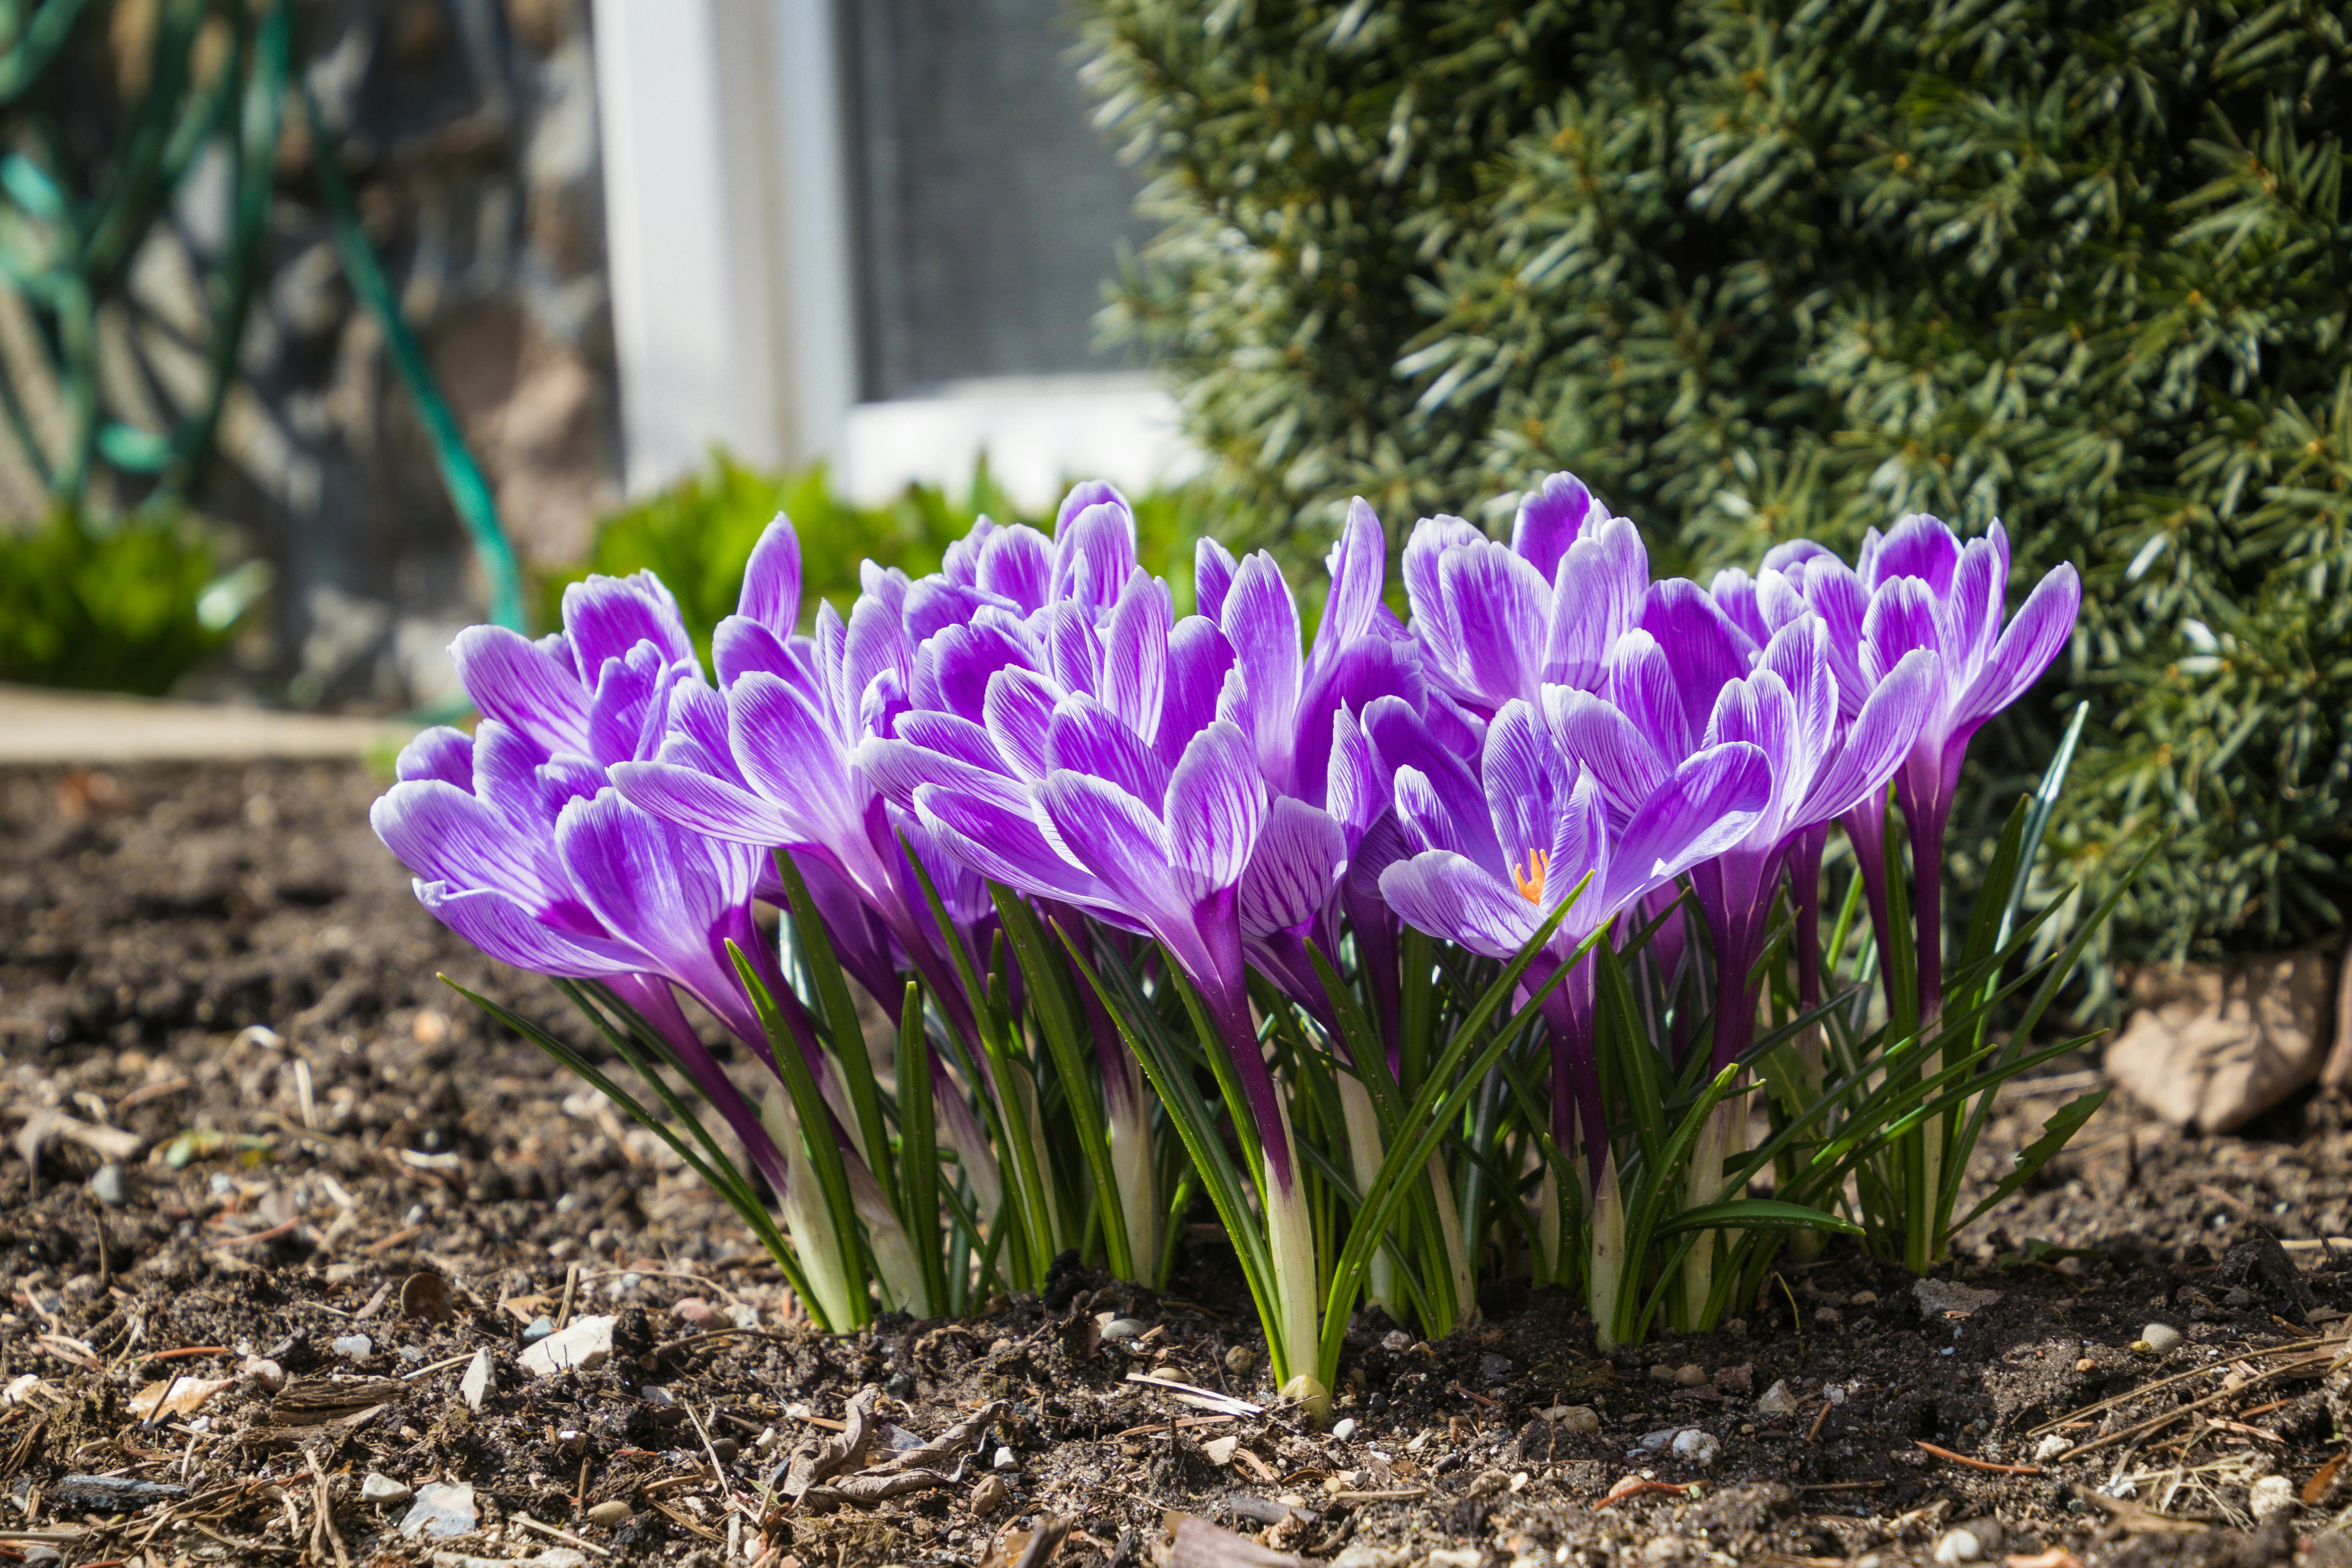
[{"left": 1079, "top": 0, "right": 2352, "bottom": 960}]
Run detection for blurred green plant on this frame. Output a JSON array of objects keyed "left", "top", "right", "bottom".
[
  {"left": 0, "top": 507, "right": 267, "bottom": 695},
  {"left": 543, "top": 452, "right": 1251, "bottom": 656}
]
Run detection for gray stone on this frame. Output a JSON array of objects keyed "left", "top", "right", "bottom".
[
  {"left": 361, "top": 1472, "right": 412, "bottom": 1503},
  {"left": 1913, "top": 1279, "right": 2004, "bottom": 1318},
  {"left": 398, "top": 1480, "right": 477, "bottom": 1539},
  {"left": 1330, "top": 1417, "right": 1357, "bottom": 1441},
  {"left": 459, "top": 1347, "right": 493, "bottom": 1410},
  {"left": 1754, "top": 1380, "right": 1799, "bottom": 1416},
  {"left": 1477, "top": 1353, "right": 1512, "bottom": 1384},
  {"left": 519, "top": 1315, "right": 613, "bottom": 1378},
  {"left": 331, "top": 1333, "right": 373, "bottom": 1359},
  {"left": 88, "top": 1164, "right": 125, "bottom": 1207},
  {"left": 521, "top": 1316, "right": 555, "bottom": 1344},
  {"left": 2140, "top": 1322, "right": 2184, "bottom": 1352},
  {"left": 1102, "top": 1317, "right": 1147, "bottom": 1341},
  {"left": 583, "top": 1500, "right": 632, "bottom": 1528},
  {"left": 1932, "top": 1528, "right": 1984, "bottom": 1564}
]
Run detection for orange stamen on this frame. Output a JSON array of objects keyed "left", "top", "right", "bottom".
[{"left": 1511, "top": 848, "right": 1550, "bottom": 904}]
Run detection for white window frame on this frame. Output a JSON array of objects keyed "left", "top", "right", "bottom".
[{"left": 592, "top": 0, "right": 1192, "bottom": 512}]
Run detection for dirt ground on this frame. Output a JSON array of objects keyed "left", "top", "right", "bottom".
[{"left": 2, "top": 759, "right": 2349, "bottom": 1568}]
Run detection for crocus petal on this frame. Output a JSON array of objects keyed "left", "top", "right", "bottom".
[
  {"left": 913, "top": 784, "right": 1113, "bottom": 911},
  {"left": 1544, "top": 517, "right": 1647, "bottom": 692},
  {"left": 396, "top": 725, "right": 475, "bottom": 787},
  {"left": 1951, "top": 562, "right": 2080, "bottom": 733},
  {"left": 1053, "top": 499, "right": 1139, "bottom": 610},
  {"left": 1481, "top": 701, "right": 1568, "bottom": 878},
  {"left": 855, "top": 736, "right": 1030, "bottom": 816},
  {"left": 1864, "top": 512, "right": 1962, "bottom": 595},
  {"left": 1165, "top": 718, "right": 1266, "bottom": 897},
  {"left": 561, "top": 573, "right": 695, "bottom": 683},
  {"left": 1437, "top": 541, "right": 1550, "bottom": 706},
  {"left": 983, "top": 664, "right": 1062, "bottom": 783},
  {"left": 1793, "top": 648, "right": 1938, "bottom": 824},
  {"left": 730, "top": 673, "right": 860, "bottom": 838},
  {"left": 1605, "top": 628, "right": 1700, "bottom": 763},
  {"left": 737, "top": 515, "right": 803, "bottom": 635},
  {"left": 1035, "top": 769, "right": 1188, "bottom": 922},
  {"left": 1158, "top": 616, "right": 1237, "bottom": 767},
  {"left": 713, "top": 615, "right": 800, "bottom": 691},
  {"left": 977, "top": 524, "right": 1053, "bottom": 613},
  {"left": 372, "top": 780, "right": 561, "bottom": 902},
  {"left": 1544, "top": 688, "right": 1669, "bottom": 815},
  {"left": 1221, "top": 552, "right": 1303, "bottom": 759},
  {"left": 1194, "top": 537, "right": 1238, "bottom": 625},
  {"left": 1238, "top": 797, "right": 1347, "bottom": 939},
  {"left": 1379, "top": 851, "right": 1540, "bottom": 960},
  {"left": 452, "top": 624, "right": 592, "bottom": 755},
  {"left": 1048, "top": 693, "right": 1170, "bottom": 810},
  {"left": 1638, "top": 580, "right": 1756, "bottom": 740},
  {"left": 612, "top": 759, "right": 800, "bottom": 846},
  {"left": 1103, "top": 568, "right": 1172, "bottom": 741},
  {"left": 1510, "top": 470, "right": 1597, "bottom": 583},
  {"left": 1311, "top": 499, "right": 1387, "bottom": 667},
  {"left": 414, "top": 880, "right": 645, "bottom": 976},
  {"left": 1602, "top": 741, "right": 1773, "bottom": 907}
]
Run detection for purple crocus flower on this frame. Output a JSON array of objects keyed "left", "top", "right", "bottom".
[
  {"left": 1760, "top": 517, "right": 2082, "bottom": 1011},
  {"left": 1376, "top": 699, "right": 1771, "bottom": 1171},
  {"left": 380, "top": 573, "right": 806, "bottom": 1185},
  {"left": 867, "top": 517, "right": 1340, "bottom": 1405},
  {"left": 1401, "top": 472, "right": 1648, "bottom": 717},
  {"left": 1550, "top": 584, "right": 1940, "bottom": 1072}
]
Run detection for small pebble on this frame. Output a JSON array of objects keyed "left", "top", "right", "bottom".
[
  {"left": 1641, "top": 1536, "right": 1684, "bottom": 1564},
  {"left": 459, "top": 1348, "right": 492, "bottom": 1412},
  {"left": 1931, "top": 1527, "right": 1983, "bottom": 1564},
  {"left": 1548, "top": 1405, "right": 1600, "bottom": 1433},
  {"left": 1673, "top": 1364, "right": 1708, "bottom": 1387},
  {"left": 1649, "top": 1364, "right": 1678, "bottom": 1384},
  {"left": 360, "top": 1473, "right": 412, "bottom": 1503},
  {"left": 710, "top": 1437, "right": 739, "bottom": 1463},
  {"left": 1102, "top": 1318, "right": 1147, "bottom": 1341},
  {"left": 1754, "top": 1380, "right": 1798, "bottom": 1416},
  {"left": 671, "top": 1296, "right": 717, "bottom": 1327},
  {"left": 1367, "top": 1392, "right": 1388, "bottom": 1416},
  {"left": 397, "top": 1480, "right": 476, "bottom": 1539},
  {"left": 2033, "top": 1434, "right": 2071, "bottom": 1462},
  {"left": 1671, "top": 1429, "right": 1719, "bottom": 1467},
  {"left": 1225, "top": 1345, "right": 1256, "bottom": 1376},
  {"left": 522, "top": 1317, "right": 555, "bottom": 1345},
  {"left": 1852, "top": 1291, "right": 1878, "bottom": 1306},
  {"left": 1380, "top": 1330, "right": 1412, "bottom": 1353},
  {"left": 583, "top": 1500, "right": 632, "bottom": 1528},
  {"left": 242, "top": 1356, "right": 287, "bottom": 1394},
  {"left": 88, "top": 1165, "right": 125, "bottom": 1208},
  {"left": 2075, "top": 1357, "right": 2097, "bottom": 1373},
  {"left": 992, "top": 1445, "right": 1016, "bottom": 1471},
  {"left": 2250, "top": 1474, "right": 2296, "bottom": 1521},
  {"left": 969, "top": 1474, "right": 1008, "bottom": 1515},
  {"left": 1331, "top": 1417, "right": 1358, "bottom": 1441},
  {"left": 1477, "top": 1353, "right": 1512, "bottom": 1384},
  {"left": 332, "top": 1334, "right": 372, "bottom": 1359},
  {"left": 1814, "top": 1307, "right": 1843, "bottom": 1328},
  {"left": 2138, "top": 1322, "right": 2183, "bottom": 1352}
]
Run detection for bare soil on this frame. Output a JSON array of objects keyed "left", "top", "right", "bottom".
[{"left": 2, "top": 760, "right": 2349, "bottom": 1568}]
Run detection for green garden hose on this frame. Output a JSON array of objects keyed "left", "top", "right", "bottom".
[{"left": 0, "top": 0, "right": 528, "bottom": 658}]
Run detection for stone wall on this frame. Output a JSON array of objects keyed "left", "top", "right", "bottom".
[{"left": 203, "top": 0, "right": 621, "bottom": 708}]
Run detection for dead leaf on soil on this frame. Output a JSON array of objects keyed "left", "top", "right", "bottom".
[
  {"left": 131, "top": 1375, "right": 234, "bottom": 1421},
  {"left": 1162, "top": 1512, "right": 1299, "bottom": 1568},
  {"left": 2304, "top": 1450, "right": 2346, "bottom": 1506}
]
